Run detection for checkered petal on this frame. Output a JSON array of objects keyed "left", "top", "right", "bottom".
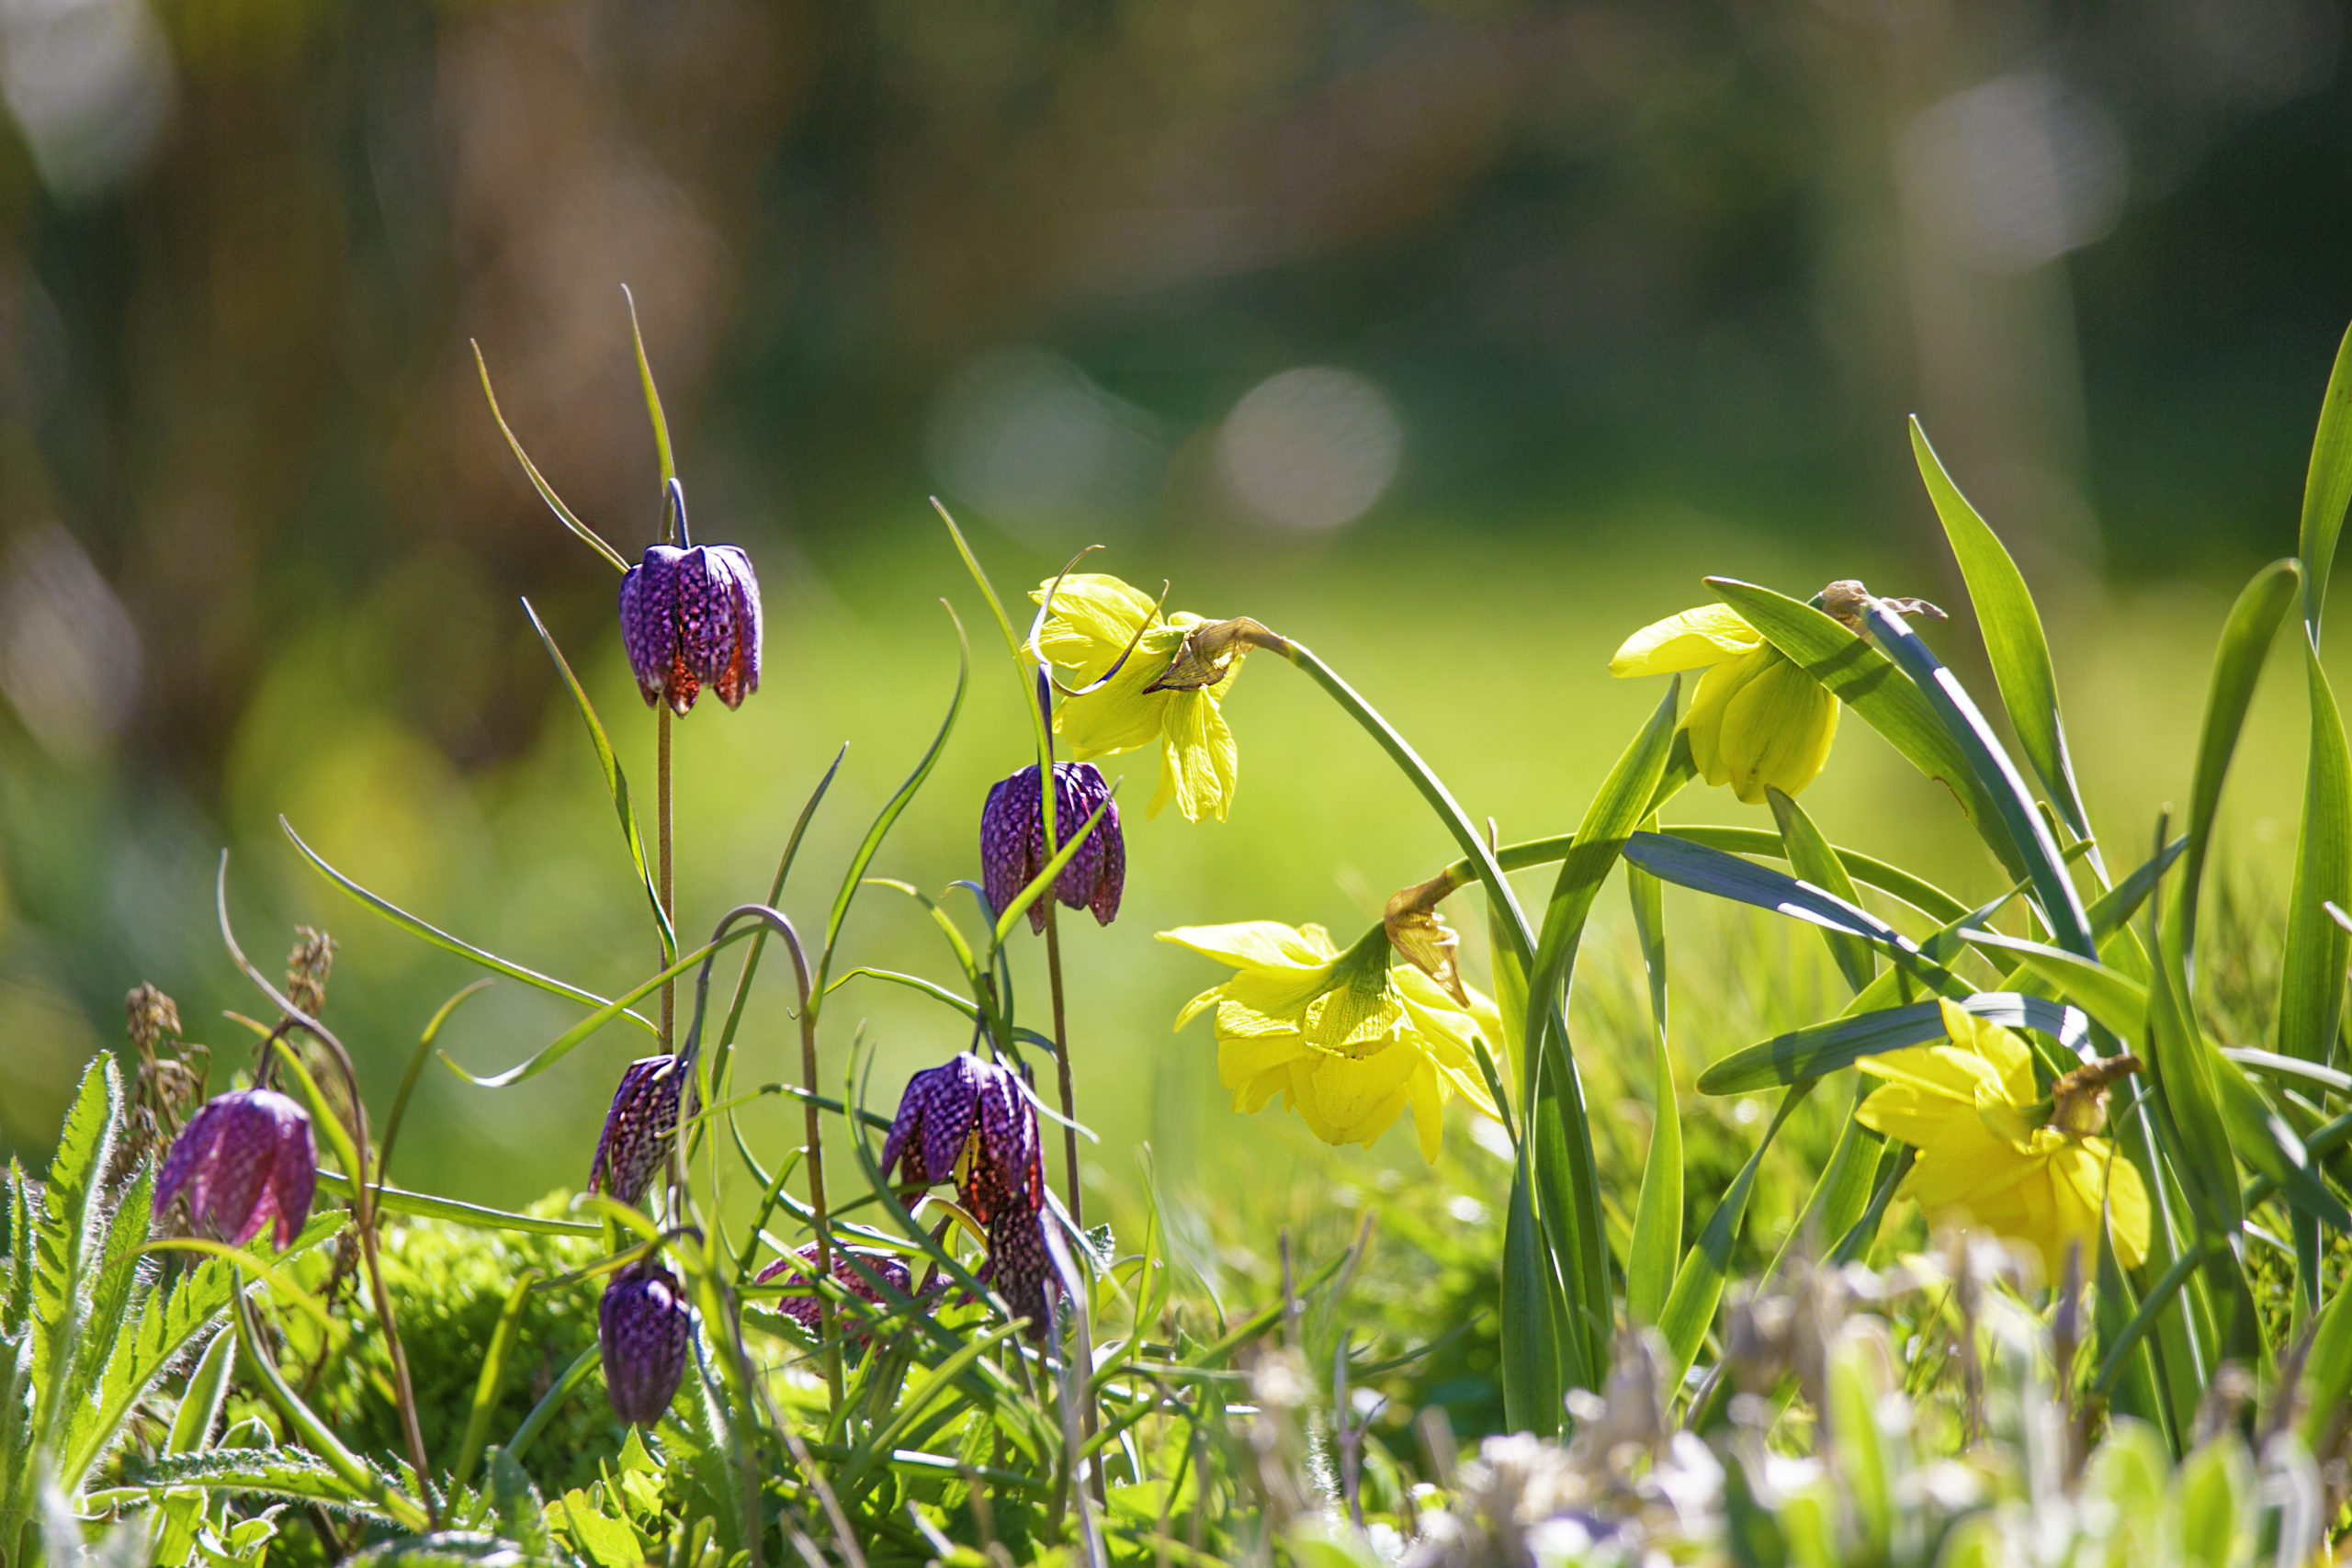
[
  {"left": 589, "top": 1055, "right": 683, "bottom": 1209},
  {"left": 619, "top": 547, "right": 684, "bottom": 709},
  {"left": 153, "top": 1089, "right": 316, "bottom": 1249},
  {"left": 599, "top": 1262, "right": 691, "bottom": 1426},
  {"left": 978, "top": 762, "right": 1125, "bottom": 934},
  {"left": 757, "top": 1244, "right": 913, "bottom": 1345},
  {"left": 977, "top": 1210, "right": 1056, "bottom": 1343},
  {"left": 707, "top": 546, "right": 762, "bottom": 708}
]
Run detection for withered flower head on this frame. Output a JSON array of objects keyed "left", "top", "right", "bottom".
[
  {"left": 980, "top": 761, "right": 1125, "bottom": 932},
  {"left": 618, "top": 543, "right": 763, "bottom": 716},
  {"left": 285, "top": 928, "right": 336, "bottom": 1020}
]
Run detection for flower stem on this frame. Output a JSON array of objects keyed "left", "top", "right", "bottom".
[
  {"left": 1043, "top": 907, "right": 1081, "bottom": 1232},
  {"left": 659, "top": 705, "right": 674, "bottom": 1052},
  {"left": 1279, "top": 641, "right": 1536, "bottom": 963}
]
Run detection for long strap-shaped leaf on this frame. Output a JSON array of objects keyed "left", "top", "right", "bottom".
[
  {"left": 1911, "top": 418, "right": 2096, "bottom": 854},
  {"left": 1860, "top": 599, "right": 2094, "bottom": 957},
  {"left": 1521, "top": 683, "right": 1681, "bottom": 1394},
  {"left": 1623, "top": 838, "right": 1678, "bottom": 1329},
  {"left": 1620, "top": 832, "right": 1964, "bottom": 993},
  {"left": 1697, "top": 994, "right": 2087, "bottom": 1096},
  {"left": 1709, "top": 578, "right": 2026, "bottom": 878}
]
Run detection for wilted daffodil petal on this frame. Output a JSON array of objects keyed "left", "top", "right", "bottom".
[
  {"left": 1857, "top": 999, "right": 2150, "bottom": 1279},
  {"left": 1029, "top": 573, "right": 1243, "bottom": 823},
  {"left": 1160, "top": 920, "right": 1502, "bottom": 1163},
  {"left": 1611, "top": 601, "right": 1838, "bottom": 803}
]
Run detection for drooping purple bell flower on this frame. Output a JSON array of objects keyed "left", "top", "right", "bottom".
[
  {"left": 153, "top": 1089, "right": 317, "bottom": 1249},
  {"left": 618, "top": 543, "right": 762, "bottom": 716},
  {"left": 599, "top": 1260, "right": 691, "bottom": 1426},
  {"left": 588, "top": 1055, "right": 683, "bottom": 1210},
  {"left": 881, "top": 1053, "right": 1043, "bottom": 1224},
  {"left": 978, "top": 1210, "right": 1056, "bottom": 1344},
  {"left": 980, "top": 761, "right": 1123, "bottom": 933},
  {"left": 756, "top": 1244, "right": 913, "bottom": 1345}
]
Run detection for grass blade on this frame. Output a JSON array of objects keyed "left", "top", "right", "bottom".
[
  {"left": 820, "top": 607, "right": 968, "bottom": 987},
  {"left": 471, "top": 342, "right": 629, "bottom": 573},
  {"left": 1860, "top": 598, "right": 2093, "bottom": 956},
  {"left": 283, "top": 816, "right": 656, "bottom": 1036},
  {"left": 1522, "top": 681, "right": 1682, "bottom": 1389},
  {"left": 1624, "top": 841, "right": 1679, "bottom": 1327},
  {"left": 450, "top": 1269, "right": 539, "bottom": 1494},
  {"left": 623, "top": 285, "right": 676, "bottom": 491},
  {"left": 2175, "top": 560, "right": 2300, "bottom": 952},
  {"left": 1709, "top": 577, "right": 2024, "bottom": 878},
  {"left": 1657, "top": 1081, "right": 1818, "bottom": 1390},
  {"left": 2299, "top": 321, "right": 2352, "bottom": 637},
  {"left": 1768, "top": 787, "right": 1875, "bottom": 992},
  {"left": 1910, "top": 417, "right": 2094, "bottom": 846},
  {"left": 2277, "top": 642, "right": 2352, "bottom": 1064},
  {"left": 1622, "top": 831, "right": 1964, "bottom": 995},
  {"left": 1697, "top": 994, "right": 2086, "bottom": 1096},
  {"left": 442, "top": 929, "right": 752, "bottom": 1088},
  {"left": 523, "top": 598, "right": 674, "bottom": 962}
]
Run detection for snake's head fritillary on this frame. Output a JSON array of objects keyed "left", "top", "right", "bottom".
[
  {"left": 153, "top": 1089, "right": 317, "bottom": 1249},
  {"left": 618, "top": 544, "right": 763, "bottom": 716}
]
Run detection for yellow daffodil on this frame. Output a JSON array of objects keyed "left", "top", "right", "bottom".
[
  {"left": 1610, "top": 603, "right": 1839, "bottom": 804},
  {"left": 1159, "top": 920, "right": 1501, "bottom": 1162},
  {"left": 1031, "top": 573, "right": 1260, "bottom": 823},
  {"left": 1857, "top": 999, "right": 2151, "bottom": 1280}
]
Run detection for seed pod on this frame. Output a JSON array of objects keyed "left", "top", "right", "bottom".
[
  {"left": 618, "top": 544, "right": 763, "bottom": 715},
  {"left": 979, "top": 761, "right": 1124, "bottom": 932},
  {"left": 153, "top": 1089, "right": 318, "bottom": 1249},
  {"left": 880, "top": 1053, "right": 1043, "bottom": 1223},
  {"left": 599, "top": 1261, "right": 691, "bottom": 1426},
  {"left": 588, "top": 1055, "right": 684, "bottom": 1210}
]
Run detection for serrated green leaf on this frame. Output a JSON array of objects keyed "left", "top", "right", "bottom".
[
  {"left": 117, "top": 1449, "right": 397, "bottom": 1520},
  {"left": 28, "top": 1058, "right": 120, "bottom": 1471},
  {"left": 1912, "top": 417, "right": 2094, "bottom": 843}
]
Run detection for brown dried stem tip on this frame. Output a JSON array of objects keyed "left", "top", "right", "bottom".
[
  {"left": 285, "top": 928, "right": 337, "bottom": 1021},
  {"left": 1143, "top": 616, "right": 1291, "bottom": 694},
  {"left": 2049, "top": 1054, "right": 2143, "bottom": 1137},
  {"left": 1383, "top": 871, "right": 1470, "bottom": 1006},
  {"left": 1817, "top": 580, "right": 1948, "bottom": 636}
]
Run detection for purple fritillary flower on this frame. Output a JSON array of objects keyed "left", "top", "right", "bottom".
[
  {"left": 980, "top": 762, "right": 1123, "bottom": 933},
  {"left": 880, "top": 1053, "right": 1044, "bottom": 1224},
  {"left": 599, "top": 1260, "right": 691, "bottom": 1426},
  {"left": 756, "top": 1244, "right": 913, "bottom": 1345},
  {"left": 978, "top": 1210, "right": 1057, "bottom": 1344},
  {"left": 618, "top": 543, "right": 763, "bottom": 716},
  {"left": 588, "top": 1055, "right": 683, "bottom": 1210},
  {"left": 153, "top": 1089, "right": 317, "bottom": 1249}
]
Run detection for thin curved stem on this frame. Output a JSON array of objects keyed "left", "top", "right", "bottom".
[
  {"left": 1280, "top": 642, "right": 1537, "bottom": 963},
  {"left": 679, "top": 901, "right": 844, "bottom": 1406},
  {"left": 216, "top": 855, "right": 435, "bottom": 1521}
]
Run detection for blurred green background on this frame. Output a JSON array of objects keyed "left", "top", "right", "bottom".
[{"left": 3, "top": 0, "right": 2351, "bottom": 1284}]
